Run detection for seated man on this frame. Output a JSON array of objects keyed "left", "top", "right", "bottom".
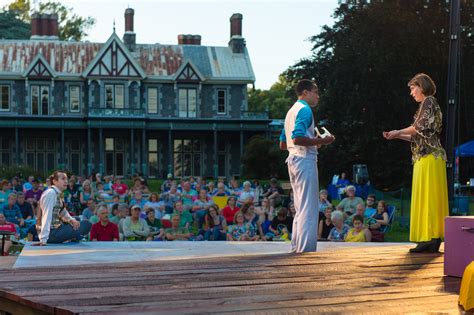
[
  {"left": 35, "top": 171, "right": 92, "bottom": 245},
  {"left": 265, "top": 207, "right": 292, "bottom": 241},
  {"left": 0, "top": 213, "right": 17, "bottom": 255},
  {"left": 165, "top": 214, "right": 192, "bottom": 241},
  {"left": 345, "top": 203, "right": 380, "bottom": 230},
  {"left": 122, "top": 205, "right": 151, "bottom": 241},
  {"left": 263, "top": 178, "right": 284, "bottom": 207},
  {"left": 90, "top": 205, "right": 119, "bottom": 241},
  {"left": 364, "top": 194, "right": 377, "bottom": 217},
  {"left": 81, "top": 199, "right": 97, "bottom": 221},
  {"left": 25, "top": 179, "right": 43, "bottom": 203},
  {"left": 0, "top": 193, "right": 24, "bottom": 228},
  {"left": 336, "top": 185, "right": 364, "bottom": 216}
]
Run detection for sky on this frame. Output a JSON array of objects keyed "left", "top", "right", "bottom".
[{"left": 1, "top": 0, "right": 339, "bottom": 89}]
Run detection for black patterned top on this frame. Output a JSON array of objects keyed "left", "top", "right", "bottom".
[{"left": 411, "top": 96, "right": 447, "bottom": 163}]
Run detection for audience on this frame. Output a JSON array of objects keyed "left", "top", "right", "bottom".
[{"left": 0, "top": 172, "right": 396, "bottom": 250}]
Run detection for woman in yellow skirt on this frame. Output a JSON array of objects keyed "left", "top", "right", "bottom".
[{"left": 383, "top": 73, "right": 449, "bottom": 253}]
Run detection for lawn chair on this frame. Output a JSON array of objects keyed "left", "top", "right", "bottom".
[{"left": 381, "top": 205, "right": 396, "bottom": 233}]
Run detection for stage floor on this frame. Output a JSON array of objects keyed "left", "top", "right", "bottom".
[
  {"left": 0, "top": 242, "right": 465, "bottom": 314},
  {"left": 13, "top": 241, "right": 405, "bottom": 269}
]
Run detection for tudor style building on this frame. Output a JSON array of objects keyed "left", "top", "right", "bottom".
[{"left": 0, "top": 9, "right": 270, "bottom": 179}]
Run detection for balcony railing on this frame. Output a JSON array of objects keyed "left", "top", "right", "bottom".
[
  {"left": 241, "top": 111, "right": 269, "bottom": 119},
  {"left": 88, "top": 107, "right": 145, "bottom": 118}
]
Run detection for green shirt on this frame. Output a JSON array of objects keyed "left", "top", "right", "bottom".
[
  {"left": 174, "top": 211, "right": 193, "bottom": 229},
  {"left": 337, "top": 197, "right": 364, "bottom": 214}
]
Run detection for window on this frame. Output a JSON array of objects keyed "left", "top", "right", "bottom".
[
  {"left": 69, "top": 86, "right": 80, "bottom": 113},
  {"left": 105, "top": 84, "right": 125, "bottom": 109},
  {"left": 173, "top": 139, "right": 201, "bottom": 177},
  {"left": 25, "top": 138, "right": 55, "bottom": 175},
  {"left": 148, "top": 87, "right": 158, "bottom": 114},
  {"left": 178, "top": 88, "right": 196, "bottom": 118},
  {"left": 0, "top": 85, "right": 10, "bottom": 111},
  {"left": 105, "top": 138, "right": 124, "bottom": 177},
  {"left": 218, "top": 138, "right": 227, "bottom": 177},
  {"left": 69, "top": 139, "right": 81, "bottom": 175},
  {"left": 31, "top": 85, "right": 49, "bottom": 115},
  {"left": 148, "top": 139, "right": 159, "bottom": 177},
  {"left": 0, "top": 138, "right": 10, "bottom": 166},
  {"left": 217, "top": 89, "right": 227, "bottom": 115}
]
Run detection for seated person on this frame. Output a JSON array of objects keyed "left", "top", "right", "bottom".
[
  {"left": 165, "top": 214, "right": 192, "bottom": 241},
  {"left": 95, "top": 182, "right": 112, "bottom": 201},
  {"left": 17, "top": 192, "right": 34, "bottom": 221},
  {"left": 145, "top": 208, "right": 165, "bottom": 240},
  {"left": 328, "top": 210, "right": 350, "bottom": 241},
  {"left": 226, "top": 211, "right": 259, "bottom": 241},
  {"left": 336, "top": 185, "right": 364, "bottom": 216},
  {"left": 111, "top": 178, "right": 128, "bottom": 197},
  {"left": 203, "top": 205, "right": 227, "bottom": 241},
  {"left": 130, "top": 191, "right": 147, "bottom": 214},
  {"left": 365, "top": 194, "right": 377, "bottom": 217},
  {"left": 81, "top": 199, "right": 97, "bottom": 221},
  {"left": 179, "top": 181, "right": 197, "bottom": 211},
  {"left": 160, "top": 185, "right": 181, "bottom": 214},
  {"left": 265, "top": 207, "right": 292, "bottom": 241},
  {"left": 161, "top": 174, "right": 174, "bottom": 192},
  {"left": 238, "top": 181, "right": 255, "bottom": 205},
  {"left": 319, "top": 189, "right": 332, "bottom": 213},
  {"left": 1, "top": 193, "right": 24, "bottom": 228},
  {"left": 144, "top": 193, "right": 164, "bottom": 220},
  {"left": 172, "top": 201, "right": 193, "bottom": 231},
  {"left": 318, "top": 205, "right": 334, "bottom": 240},
  {"left": 192, "top": 189, "right": 215, "bottom": 228},
  {"left": 222, "top": 196, "right": 240, "bottom": 225},
  {"left": 90, "top": 206, "right": 119, "bottom": 241},
  {"left": 345, "top": 215, "right": 371, "bottom": 242},
  {"left": 110, "top": 203, "right": 129, "bottom": 225},
  {"left": 0, "top": 213, "right": 17, "bottom": 255},
  {"left": 27, "top": 223, "right": 39, "bottom": 242},
  {"left": 122, "top": 205, "right": 152, "bottom": 241},
  {"left": 345, "top": 203, "right": 380, "bottom": 230},
  {"left": 336, "top": 172, "right": 350, "bottom": 198},
  {"left": 372, "top": 200, "right": 389, "bottom": 230},
  {"left": 263, "top": 178, "right": 284, "bottom": 207},
  {"left": 214, "top": 182, "right": 230, "bottom": 197},
  {"left": 25, "top": 179, "right": 44, "bottom": 203}
]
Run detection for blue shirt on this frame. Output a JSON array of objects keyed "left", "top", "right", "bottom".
[
  {"left": 280, "top": 100, "right": 313, "bottom": 142},
  {"left": 1, "top": 204, "right": 22, "bottom": 225}
]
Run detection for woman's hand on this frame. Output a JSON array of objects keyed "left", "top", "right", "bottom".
[{"left": 383, "top": 130, "right": 399, "bottom": 140}]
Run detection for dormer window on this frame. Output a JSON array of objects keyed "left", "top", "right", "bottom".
[
  {"left": 178, "top": 88, "right": 196, "bottom": 118},
  {"left": 105, "top": 84, "right": 124, "bottom": 109},
  {"left": 31, "top": 85, "right": 49, "bottom": 115}
]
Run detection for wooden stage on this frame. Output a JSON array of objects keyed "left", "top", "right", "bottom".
[{"left": 0, "top": 242, "right": 466, "bottom": 314}]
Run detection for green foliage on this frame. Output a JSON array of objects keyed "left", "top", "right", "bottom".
[
  {"left": 241, "top": 135, "right": 288, "bottom": 180},
  {"left": 0, "top": 10, "right": 30, "bottom": 39},
  {"left": 3, "top": 0, "right": 95, "bottom": 41},
  {"left": 248, "top": 76, "right": 293, "bottom": 119},
  {"left": 283, "top": 0, "right": 474, "bottom": 190},
  {"left": 0, "top": 165, "right": 45, "bottom": 181}
]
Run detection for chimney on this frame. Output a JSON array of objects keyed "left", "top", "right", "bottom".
[
  {"left": 30, "top": 12, "right": 59, "bottom": 39},
  {"left": 230, "top": 13, "right": 242, "bottom": 37},
  {"left": 228, "top": 13, "right": 245, "bottom": 54},
  {"left": 178, "top": 34, "right": 201, "bottom": 45},
  {"left": 123, "top": 8, "right": 136, "bottom": 51}
]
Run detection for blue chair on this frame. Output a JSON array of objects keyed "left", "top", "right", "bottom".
[{"left": 381, "top": 205, "right": 396, "bottom": 233}]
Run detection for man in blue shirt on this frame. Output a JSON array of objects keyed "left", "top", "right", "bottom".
[
  {"left": 0, "top": 193, "right": 24, "bottom": 227},
  {"left": 279, "top": 79, "right": 335, "bottom": 253}
]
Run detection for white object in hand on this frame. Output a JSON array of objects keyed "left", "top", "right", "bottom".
[{"left": 315, "top": 126, "right": 332, "bottom": 138}]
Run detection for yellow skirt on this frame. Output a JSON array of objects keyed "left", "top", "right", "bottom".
[{"left": 410, "top": 154, "right": 449, "bottom": 242}]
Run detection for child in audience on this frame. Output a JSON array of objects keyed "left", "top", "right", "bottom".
[{"left": 345, "top": 215, "right": 371, "bottom": 242}]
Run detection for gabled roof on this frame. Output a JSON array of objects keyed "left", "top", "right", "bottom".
[
  {"left": 22, "top": 53, "right": 57, "bottom": 78},
  {"left": 0, "top": 34, "right": 255, "bottom": 83},
  {"left": 83, "top": 33, "right": 146, "bottom": 79},
  {"left": 173, "top": 60, "right": 204, "bottom": 82}
]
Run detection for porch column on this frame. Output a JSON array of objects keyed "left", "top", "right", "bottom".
[{"left": 130, "top": 128, "right": 135, "bottom": 176}]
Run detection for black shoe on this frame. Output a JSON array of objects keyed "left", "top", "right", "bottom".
[
  {"left": 409, "top": 241, "right": 432, "bottom": 253},
  {"left": 427, "top": 238, "right": 441, "bottom": 253}
]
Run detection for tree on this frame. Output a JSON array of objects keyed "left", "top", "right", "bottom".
[
  {"left": 248, "top": 75, "right": 293, "bottom": 119},
  {"left": 242, "top": 135, "right": 288, "bottom": 180},
  {"left": 0, "top": 10, "right": 30, "bottom": 39},
  {"left": 283, "top": 0, "right": 474, "bottom": 189},
  {"left": 4, "top": 0, "right": 95, "bottom": 41}
]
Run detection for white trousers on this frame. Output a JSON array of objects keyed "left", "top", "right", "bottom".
[{"left": 287, "top": 155, "right": 319, "bottom": 253}]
